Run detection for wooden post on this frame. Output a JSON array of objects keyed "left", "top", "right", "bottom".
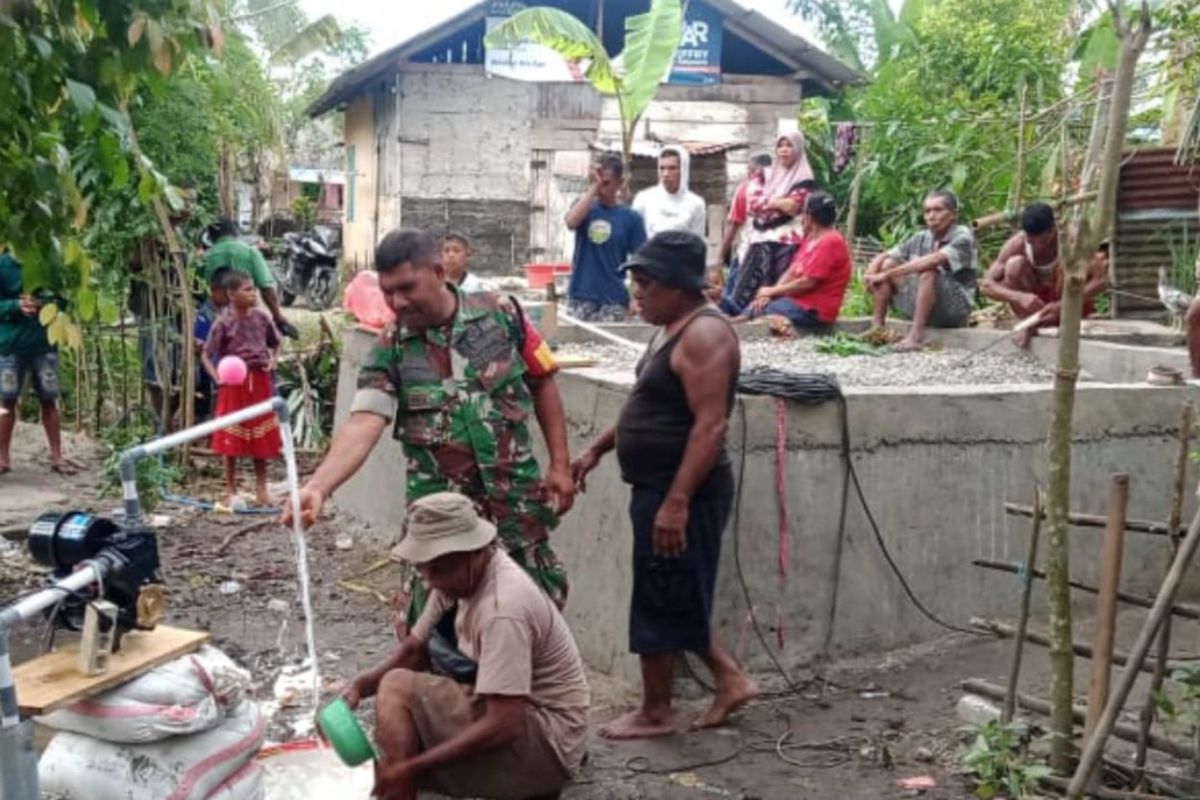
[
  {"left": 1066, "top": 502, "right": 1200, "bottom": 797},
  {"left": 963, "top": 679, "right": 1194, "bottom": 760},
  {"left": 1004, "top": 488, "right": 1042, "bottom": 723},
  {"left": 1085, "top": 474, "right": 1129, "bottom": 742},
  {"left": 1134, "top": 402, "right": 1193, "bottom": 787},
  {"left": 844, "top": 128, "right": 868, "bottom": 262},
  {"left": 1012, "top": 84, "right": 1029, "bottom": 213}
]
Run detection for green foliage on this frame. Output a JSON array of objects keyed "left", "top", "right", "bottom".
[
  {"left": 484, "top": 0, "right": 683, "bottom": 164},
  {"left": 291, "top": 195, "right": 316, "bottom": 230},
  {"left": 815, "top": 331, "right": 882, "bottom": 356},
  {"left": 99, "top": 414, "right": 181, "bottom": 511},
  {"left": 276, "top": 337, "right": 339, "bottom": 450},
  {"left": 793, "top": 0, "right": 1072, "bottom": 241},
  {"left": 1155, "top": 663, "right": 1200, "bottom": 730},
  {"left": 961, "top": 719, "right": 1053, "bottom": 799},
  {"left": 0, "top": 0, "right": 218, "bottom": 323},
  {"left": 839, "top": 271, "right": 875, "bottom": 318}
]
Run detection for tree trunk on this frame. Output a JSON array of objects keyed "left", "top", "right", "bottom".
[{"left": 1044, "top": 2, "right": 1152, "bottom": 774}]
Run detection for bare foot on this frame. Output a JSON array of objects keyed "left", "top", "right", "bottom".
[
  {"left": 691, "top": 674, "right": 760, "bottom": 730},
  {"left": 891, "top": 337, "right": 927, "bottom": 353},
  {"left": 255, "top": 491, "right": 272, "bottom": 508},
  {"left": 598, "top": 708, "right": 680, "bottom": 740},
  {"left": 49, "top": 458, "right": 78, "bottom": 476}
]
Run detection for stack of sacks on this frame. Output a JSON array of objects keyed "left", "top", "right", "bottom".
[{"left": 38, "top": 645, "right": 266, "bottom": 800}]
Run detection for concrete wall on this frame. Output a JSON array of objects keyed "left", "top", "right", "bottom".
[
  {"left": 343, "top": 94, "right": 378, "bottom": 270},
  {"left": 330, "top": 323, "right": 1200, "bottom": 684},
  {"left": 345, "top": 65, "right": 804, "bottom": 269}
]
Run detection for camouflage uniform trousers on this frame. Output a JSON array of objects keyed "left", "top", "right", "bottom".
[{"left": 400, "top": 448, "right": 568, "bottom": 630}]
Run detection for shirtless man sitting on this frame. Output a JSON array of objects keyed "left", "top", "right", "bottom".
[{"left": 980, "top": 202, "right": 1110, "bottom": 346}]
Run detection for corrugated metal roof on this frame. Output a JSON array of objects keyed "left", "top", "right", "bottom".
[
  {"left": 1112, "top": 147, "right": 1200, "bottom": 318},
  {"left": 1118, "top": 147, "right": 1200, "bottom": 211},
  {"left": 589, "top": 140, "right": 748, "bottom": 158},
  {"left": 307, "top": 0, "right": 864, "bottom": 118}
]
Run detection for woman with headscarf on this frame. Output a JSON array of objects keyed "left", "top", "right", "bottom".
[{"left": 719, "top": 132, "right": 816, "bottom": 316}]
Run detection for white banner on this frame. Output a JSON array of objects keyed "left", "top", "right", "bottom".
[{"left": 484, "top": 2, "right": 588, "bottom": 83}]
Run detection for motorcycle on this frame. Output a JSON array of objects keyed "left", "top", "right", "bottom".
[{"left": 274, "top": 227, "right": 339, "bottom": 310}]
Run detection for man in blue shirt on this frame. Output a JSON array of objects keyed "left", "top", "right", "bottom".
[{"left": 564, "top": 155, "right": 647, "bottom": 322}]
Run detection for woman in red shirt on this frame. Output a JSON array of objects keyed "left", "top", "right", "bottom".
[{"left": 738, "top": 192, "right": 852, "bottom": 331}]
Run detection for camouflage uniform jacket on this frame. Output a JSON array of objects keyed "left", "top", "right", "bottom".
[{"left": 353, "top": 285, "right": 566, "bottom": 606}]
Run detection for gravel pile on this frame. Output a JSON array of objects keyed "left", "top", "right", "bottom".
[{"left": 555, "top": 337, "right": 1058, "bottom": 387}]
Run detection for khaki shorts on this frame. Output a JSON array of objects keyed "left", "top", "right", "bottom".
[{"left": 402, "top": 672, "right": 571, "bottom": 800}]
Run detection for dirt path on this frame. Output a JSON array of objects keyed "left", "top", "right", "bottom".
[{"left": 6, "top": 420, "right": 1196, "bottom": 799}]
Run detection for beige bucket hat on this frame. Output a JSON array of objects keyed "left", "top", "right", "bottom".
[{"left": 391, "top": 492, "right": 497, "bottom": 564}]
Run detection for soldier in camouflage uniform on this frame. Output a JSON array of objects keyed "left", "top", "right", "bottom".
[{"left": 284, "top": 229, "right": 576, "bottom": 621}]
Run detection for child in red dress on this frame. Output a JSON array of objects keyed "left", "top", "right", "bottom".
[{"left": 201, "top": 272, "right": 282, "bottom": 507}]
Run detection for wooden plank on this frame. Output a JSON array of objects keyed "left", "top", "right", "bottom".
[{"left": 14, "top": 626, "right": 210, "bottom": 715}]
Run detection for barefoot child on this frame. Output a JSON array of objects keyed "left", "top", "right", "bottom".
[{"left": 201, "top": 272, "right": 282, "bottom": 507}]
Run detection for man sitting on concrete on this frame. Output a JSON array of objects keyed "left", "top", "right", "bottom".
[
  {"left": 341, "top": 492, "right": 590, "bottom": 800},
  {"left": 865, "top": 190, "right": 978, "bottom": 351},
  {"left": 980, "top": 202, "right": 1110, "bottom": 346}
]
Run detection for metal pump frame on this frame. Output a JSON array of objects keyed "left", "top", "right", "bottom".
[{"left": 0, "top": 397, "right": 288, "bottom": 800}]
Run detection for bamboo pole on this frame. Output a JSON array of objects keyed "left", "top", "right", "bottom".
[
  {"left": 1041, "top": 775, "right": 1172, "bottom": 800},
  {"left": 971, "top": 559, "right": 1200, "bottom": 620},
  {"left": 1003, "top": 488, "right": 1042, "bottom": 723},
  {"left": 844, "top": 128, "right": 869, "bottom": 252},
  {"left": 969, "top": 618, "right": 1187, "bottom": 674},
  {"left": 962, "top": 679, "right": 1193, "bottom": 760},
  {"left": 1135, "top": 402, "right": 1193, "bottom": 788},
  {"left": 1068, "top": 496, "right": 1200, "bottom": 795},
  {"left": 1060, "top": 8, "right": 1153, "bottom": 779},
  {"left": 1013, "top": 85, "right": 1029, "bottom": 213},
  {"left": 1004, "top": 502, "right": 1182, "bottom": 538},
  {"left": 1085, "top": 474, "right": 1129, "bottom": 743},
  {"left": 971, "top": 192, "right": 1099, "bottom": 231}
]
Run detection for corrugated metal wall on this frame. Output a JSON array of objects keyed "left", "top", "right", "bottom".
[{"left": 1113, "top": 147, "right": 1200, "bottom": 318}]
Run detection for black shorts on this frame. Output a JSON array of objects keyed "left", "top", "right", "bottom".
[{"left": 628, "top": 471, "right": 734, "bottom": 655}]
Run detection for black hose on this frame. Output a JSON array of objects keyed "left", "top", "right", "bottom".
[{"left": 734, "top": 368, "right": 980, "bottom": 648}]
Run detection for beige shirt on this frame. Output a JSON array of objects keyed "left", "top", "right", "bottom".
[{"left": 412, "top": 549, "right": 591, "bottom": 773}]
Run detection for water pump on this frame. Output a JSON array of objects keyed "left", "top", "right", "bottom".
[{"left": 26, "top": 511, "right": 165, "bottom": 653}]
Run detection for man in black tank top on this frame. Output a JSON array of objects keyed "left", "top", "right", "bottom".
[{"left": 573, "top": 231, "right": 758, "bottom": 740}]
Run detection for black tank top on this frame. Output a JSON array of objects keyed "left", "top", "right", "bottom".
[{"left": 615, "top": 307, "right": 738, "bottom": 491}]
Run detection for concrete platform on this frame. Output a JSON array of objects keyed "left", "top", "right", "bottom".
[{"left": 330, "top": 321, "right": 1200, "bottom": 685}]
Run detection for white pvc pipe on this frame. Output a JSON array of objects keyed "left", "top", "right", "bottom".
[
  {"left": 137, "top": 399, "right": 282, "bottom": 457},
  {"left": 4, "top": 561, "right": 105, "bottom": 624},
  {"left": 557, "top": 311, "right": 645, "bottom": 354}
]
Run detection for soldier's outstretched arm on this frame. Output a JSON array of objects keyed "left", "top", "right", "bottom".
[
  {"left": 281, "top": 411, "right": 388, "bottom": 527},
  {"left": 529, "top": 375, "right": 576, "bottom": 515}
]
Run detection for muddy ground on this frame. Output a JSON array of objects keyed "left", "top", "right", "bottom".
[{"left": 3, "top": 420, "right": 1198, "bottom": 799}]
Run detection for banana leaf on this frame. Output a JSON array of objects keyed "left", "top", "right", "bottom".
[
  {"left": 270, "top": 14, "right": 342, "bottom": 67},
  {"left": 617, "top": 0, "right": 683, "bottom": 124},
  {"left": 484, "top": 7, "right": 617, "bottom": 94}
]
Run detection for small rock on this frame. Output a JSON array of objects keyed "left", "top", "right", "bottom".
[
  {"left": 334, "top": 534, "right": 354, "bottom": 551},
  {"left": 267, "top": 598, "right": 290, "bottom": 614},
  {"left": 956, "top": 693, "right": 1001, "bottom": 725},
  {"left": 915, "top": 746, "right": 934, "bottom": 763},
  {"left": 218, "top": 580, "right": 241, "bottom": 595}
]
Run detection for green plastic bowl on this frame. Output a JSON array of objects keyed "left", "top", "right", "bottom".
[{"left": 317, "top": 697, "right": 375, "bottom": 766}]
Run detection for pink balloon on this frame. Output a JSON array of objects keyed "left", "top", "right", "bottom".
[{"left": 217, "top": 355, "right": 248, "bottom": 386}]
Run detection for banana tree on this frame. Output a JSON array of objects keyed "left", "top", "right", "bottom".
[{"left": 484, "top": 0, "right": 683, "bottom": 174}]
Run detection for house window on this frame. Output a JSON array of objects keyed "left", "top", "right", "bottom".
[{"left": 346, "top": 145, "right": 356, "bottom": 223}]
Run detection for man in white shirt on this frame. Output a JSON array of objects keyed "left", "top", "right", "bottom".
[{"left": 633, "top": 146, "right": 707, "bottom": 240}]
